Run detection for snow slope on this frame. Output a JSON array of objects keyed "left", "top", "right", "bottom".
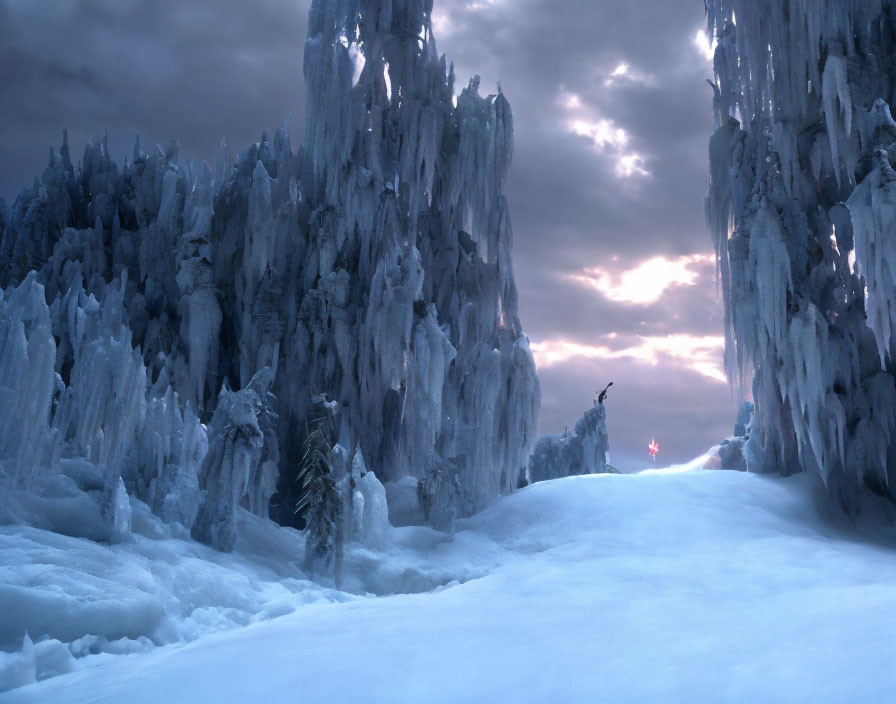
[{"left": 4, "top": 467, "right": 896, "bottom": 703}]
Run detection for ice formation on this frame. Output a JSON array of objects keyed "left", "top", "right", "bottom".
[
  {"left": 192, "top": 367, "right": 277, "bottom": 552},
  {"left": 528, "top": 402, "right": 613, "bottom": 484},
  {"left": 702, "top": 401, "right": 753, "bottom": 472},
  {"left": 0, "top": 0, "right": 539, "bottom": 549},
  {"left": 706, "top": 1, "right": 896, "bottom": 513}
]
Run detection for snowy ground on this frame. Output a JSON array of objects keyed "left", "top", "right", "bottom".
[{"left": 3, "top": 464, "right": 896, "bottom": 703}]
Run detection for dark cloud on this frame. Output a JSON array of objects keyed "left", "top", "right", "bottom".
[
  {"left": 0, "top": 0, "right": 739, "bottom": 468},
  {"left": 0, "top": 0, "right": 307, "bottom": 199}
]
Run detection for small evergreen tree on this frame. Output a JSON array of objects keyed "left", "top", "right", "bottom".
[{"left": 295, "top": 400, "right": 344, "bottom": 580}]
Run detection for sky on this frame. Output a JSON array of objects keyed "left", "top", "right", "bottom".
[{"left": 0, "top": 0, "right": 736, "bottom": 471}]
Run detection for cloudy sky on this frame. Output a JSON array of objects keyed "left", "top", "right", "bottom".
[{"left": 0, "top": 0, "right": 736, "bottom": 471}]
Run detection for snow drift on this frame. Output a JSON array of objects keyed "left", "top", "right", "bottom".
[{"left": 4, "top": 467, "right": 896, "bottom": 702}]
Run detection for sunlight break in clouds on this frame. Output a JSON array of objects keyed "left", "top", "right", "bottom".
[
  {"left": 603, "top": 61, "right": 653, "bottom": 88},
  {"left": 610, "top": 62, "right": 629, "bottom": 77},
  {"left": 568, "top": 253, "right": 714, "bottom": 305},
  {"left": 603, "top": 62, "right": 630, "bottom": 86},
  {"left": 431, "top": 12, "right": 452, "bottom": 37},
  {"left": 560, "top": 91, "right": 648, "bottom": 177},
  {"left": 530, "top": 335, "right": 727, "bottom": 383},
  {"left": 693, "top": 29, "right": 717, "bottom": 61}
]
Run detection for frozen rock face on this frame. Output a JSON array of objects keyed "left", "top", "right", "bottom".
[
  {"left": 529, "top": 403, "right": 612, "bottom": 484},
  {"left": 706, "top": 1, "right": 896, "bottom": 514},
  {"left": 0, "top": 0, "right": 539, "bottom": 540}
]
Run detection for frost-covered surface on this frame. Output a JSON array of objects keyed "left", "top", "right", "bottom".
[
  {"left": 706, "top": 1, "right": 896, "bottom": 513},
  {"left": 4, "top": 467, "right": 896, "bottom": 702},
  {"left": 0, "top": 471, "right": 508, "bottom": 691},
  {"left": 528, "top": 402, "right": 613, "bottom": 483},
  {"left": 0, "top": 0, "right": 539, "bottom": 557},
  {"left": 0, "top": 503, "right": 343, "bottom": 660}
]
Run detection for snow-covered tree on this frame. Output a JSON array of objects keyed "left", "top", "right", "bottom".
[
  {"left": 296, "top": 400, "right": 343, "bottom": 577},
  {"left": 706, "top": 1, "right": 896, "bottom": 514}
]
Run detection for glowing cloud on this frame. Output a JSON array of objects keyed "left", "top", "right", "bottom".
[
  {"left": 603, "top": 61, "right": 653, "bottom": 88},
  {"left": 694, "top": 29, "right": 716, "bottom": 61},
  {"left": 568, "top": 253, "right": 714, "bottom": 305},
  {"left": 569, "top": 118, "right": 628, "bottom": 149},
  {"left": 558, "top": 90, "right": 648, "bottom": 178},
  {"left": 530, "top": 334, "right": 727, "bottom": 383},
  {"left": 610, "top": 63, "right": 630, "bottom": 77},
  {"left": 617, "top": 153, "right": 648, "bottom": 177},
  {"left": 431, "top": 12, "right": 453, "bottom": 36}
]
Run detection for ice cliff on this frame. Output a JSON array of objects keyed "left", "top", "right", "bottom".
[
  {"left": 706, "top": 1, "right": 896, "bottom": 513},
  {"left": 0, "top": 0, "right": 540, "bottom": 547}
]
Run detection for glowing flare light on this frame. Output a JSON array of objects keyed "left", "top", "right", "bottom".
[{"left": 648, "top": 438, "right": 659, "bottom": 462}]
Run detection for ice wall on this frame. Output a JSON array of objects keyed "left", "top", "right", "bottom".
[
  {"left": 0, "top": 0, "right": 539, "bottom": 543},
  {"left": 0, "top": 271, "right": 209, "bottom": 543},
  {"left": 706, "top": 1, "right": 896, "bottom": 513},
  {"left": 295, "top": 0, "right": 539, "bottom": 514}
]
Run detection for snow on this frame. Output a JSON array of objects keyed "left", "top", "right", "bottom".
[
  {"left": 4, "top": 467, "right": 896, "bottom": 702},
  {"left": 0, "top": 503, "right": 343, "bottom": 657}
]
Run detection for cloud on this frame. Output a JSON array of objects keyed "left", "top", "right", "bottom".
[
  {"left": 0, "top": 0, "right": 307, "bottom": 201},
  {"left": 531, "top": 333, "right": 726, "bottom": 384},
  {"left": 610, "top": 63, "right": 630, "bottom": 78},
  {"left": 693, "top": 30, "right": 717, "bottom": 62},
  {"left": 559, "top": 89, "right": 649, "bottom": 177},
  {"left": 0, "top": 0, "right": 732, "bottom": 469},
  {"left": 568, "top": 253, "right": 715, "bottom": 304}
]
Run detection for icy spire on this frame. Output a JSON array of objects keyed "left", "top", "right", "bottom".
[
  {"left": 293, "top": 0, "right": 539, "bottom": 513},
  {"left": 706, "top": 0, "right": 896, "bottom": 513}
]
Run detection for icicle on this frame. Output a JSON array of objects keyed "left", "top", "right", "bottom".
[
  {"left": 0, "top": 0, "right": 539, "bottom": 537},
  {"left": 706, "top": 0, "right": 896, "bottom": 513}
]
